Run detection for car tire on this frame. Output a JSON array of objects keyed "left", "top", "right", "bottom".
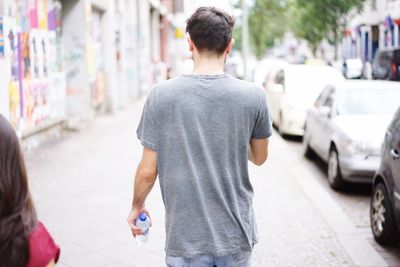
[
  {"left": 327, "top": 147, "right": 346, "bottom": 190},
  {"left": 303, "top": 128, "right": 316, "bottom": 159},
  {"left": 370, "top": 183, "right": 399, "bottom": 246}
]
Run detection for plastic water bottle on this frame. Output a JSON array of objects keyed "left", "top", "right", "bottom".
[{"left": 136, "top": 212, "right": 150, "bottom": 245}]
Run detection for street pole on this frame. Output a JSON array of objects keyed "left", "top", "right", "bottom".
[{"left": 241, "top": 0, "right": 249, "bottom": 80}]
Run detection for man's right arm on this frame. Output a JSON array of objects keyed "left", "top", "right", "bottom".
[{"left": 249, "top": 138, "right": 269, "bottom": 166}]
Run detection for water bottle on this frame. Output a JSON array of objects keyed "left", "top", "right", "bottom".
[{"left": 135, "top": 212, "right": 150, "bottom": 245}]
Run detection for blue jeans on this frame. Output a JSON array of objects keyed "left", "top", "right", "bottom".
[{"left": 166, "top": 251, "right": 252, "bottom": 267}]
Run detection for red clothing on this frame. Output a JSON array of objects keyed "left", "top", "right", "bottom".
[{"left": 26, "top": 222, "right": 60, "bottom": 267}]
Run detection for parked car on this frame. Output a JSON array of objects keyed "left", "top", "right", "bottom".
[
  {"left": 253, "top": 58, "right": 288, "bottom": 86},
  {"left": 266, "top": 64, "right": 344, "bottom": 136},
  {"left": 370, "top": 107, "right": 400, "bottom": 246},
  {"left": 333, "top": 58, "right": 363, "bottom": 79},
  {"left": 303, "top": 80, "right": 400, "bottom": 190},
  {"left": 372, "top": 48, "right": 400, "bottom": 81}
]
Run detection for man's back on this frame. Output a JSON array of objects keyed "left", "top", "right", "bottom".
[{"left": 137, "top": 73, "right": 272, "bottom": 257}]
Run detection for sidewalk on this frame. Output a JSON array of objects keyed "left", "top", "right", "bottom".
[{"left": 26, "top": 96, "right": 387, "bottom": 266}]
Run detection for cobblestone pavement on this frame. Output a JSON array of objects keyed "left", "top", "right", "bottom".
[
  {"left": 25, "top": 97, "right": 390, "bottom": 267},
  {"left": 286, "top": 138, "right": 400, "bottom": 267}
]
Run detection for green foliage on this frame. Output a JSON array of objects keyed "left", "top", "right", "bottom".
[
  {"left": 291, "top": 0, "right": 365, "bottom": 57},
  {"left": 233, "top": 24, "right": 242, "bottom": 52},
  {"left": 248, "top": 0, "right": 288, "bottom": 59}
]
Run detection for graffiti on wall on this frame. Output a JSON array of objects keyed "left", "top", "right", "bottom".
[
  {"left": 2, "top": 0, "right": 65, "bottom": 134},
  {"left": 0, "top": 17, "right": 5, "bottom": 58}
]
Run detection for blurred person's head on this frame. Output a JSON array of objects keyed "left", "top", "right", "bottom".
[
  {"left": 0, "top": 114, "right": 37, "bottom": 266},
  {"left": 186, "top": 7, "right": 235, "bottom": 62}
]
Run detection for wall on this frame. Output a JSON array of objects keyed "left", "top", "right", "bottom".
[{"left": 61, "top": 0, "right": 91, "bottom": 123}]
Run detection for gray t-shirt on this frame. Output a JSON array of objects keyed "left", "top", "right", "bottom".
[{"left": 137, "top": 73, "right": 272, "bottom": 258}]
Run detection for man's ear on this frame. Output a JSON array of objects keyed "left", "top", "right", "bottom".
[
  {"left": 226, "top": 38, "right": 235, "bottom": 55},
  {"left": 187, "top": 36, "right": 195, "bottom": 52}
]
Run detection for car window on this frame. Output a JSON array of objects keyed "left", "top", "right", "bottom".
[
  {"left": 338, "top": 88, "right": 400, "bottom": 115},
  {"left": 323, "top": 91, "right": 335, "bottom": 108},
  {"left": 274, "top": 70, "right": 284, "bottom": 85},
  {"left": 378, "top": 52, "right": 393, "bottom": 66},
  {"left": 315, "top": 86, "right": 335, "bottom": 108}
]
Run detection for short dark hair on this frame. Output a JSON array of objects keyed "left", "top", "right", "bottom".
[{"left": 186, "top": 7, "right": 235, "bottom": 55}]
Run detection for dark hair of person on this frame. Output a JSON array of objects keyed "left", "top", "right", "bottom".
[
  {"left": 0, "top": 114, "right": 38, "bottom": 266},
  {"left": 186, "top": 6, "right": 235, "bottom": 55}
]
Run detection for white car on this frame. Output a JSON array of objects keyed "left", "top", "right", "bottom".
[
  {"left": 266, "top": 64, "right": 344, "bottom": 136},
  {"left": 333, "top": 58, "right": 363, "bottom": 79},
  {"left": 303, "top": 80, "right": 400, "bottom": 190}
]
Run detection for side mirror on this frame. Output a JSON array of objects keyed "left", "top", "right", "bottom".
[{"left": 318, "top": 106, "right": 332, "bottom": 118}]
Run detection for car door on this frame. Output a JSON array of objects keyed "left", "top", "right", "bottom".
[{"left": 389, "top": 109, "right": 400, "bottom": 223}]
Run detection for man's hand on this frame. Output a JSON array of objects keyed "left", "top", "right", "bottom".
[
  {"left": 127, "top": 207, "right": 152, "bottom": 237},
  {"left": 128, "top": 147, "right": 157, "bottom": 238}
]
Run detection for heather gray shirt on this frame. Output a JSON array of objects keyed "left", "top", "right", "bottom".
[{"left": 137, "top": 73, "right": 272, "bottom": 258}]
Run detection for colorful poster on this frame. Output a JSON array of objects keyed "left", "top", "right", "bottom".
[
  {"left": 29, "top": 79, "right": 50, "bottom": 126},
  {"left": 20, "top": 32, "right": 31, "bottom": 79},
  {"left": 47, "top": 0, "right": 56, "bottom": 30},
  {"left": 29, "top": 29, "right": 49, "bottom": 79},
  {"left": 16, "top": 0, "right": 30, "bottom": 32},
  {"left": 0, "top": 17, "right": 4, "bottom": 58},
  {"left": 37, "top": 0, "right": 48, "bottom": 30},
  {"left": 29, "top": 0, "right": 38, "bottom": 28}
]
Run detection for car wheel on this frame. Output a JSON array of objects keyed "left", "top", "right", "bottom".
[
  {"left": 302, "top": 128, "right": 315, "bottom": 159},
  {"left": 370, "top": 183, "right": 399, "bottom": 246},
  {"left": 327, "top": 147, "right": 346, "bottom": 190}
]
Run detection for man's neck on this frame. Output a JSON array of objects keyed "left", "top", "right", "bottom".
[{"left": 192, "top": 55, "right": 225, "bottom": 75}]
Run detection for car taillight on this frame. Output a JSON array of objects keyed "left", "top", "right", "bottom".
[{"left": 391, "top": 63, "right": 397, "bottom": 80}]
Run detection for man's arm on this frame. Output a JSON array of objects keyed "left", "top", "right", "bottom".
[
  {"left": 249, "top": 138, "right": 269, "bottom": 166},
  {"left": 127, "top": 147, "right": 158, "bottom": 237}
]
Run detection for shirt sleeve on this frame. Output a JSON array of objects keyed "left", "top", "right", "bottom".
[
  {"left": 137, "top": 88, "right": 158, "bottom": 151},
  {"left": 27, "top": 222, "right": 60, "bottom": 267},
  {"left": 251, "top": 89, "right": 272, "bottom": 139}
]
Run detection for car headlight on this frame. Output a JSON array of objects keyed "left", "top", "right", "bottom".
[{"left": 344, "top": 140, "right": 381, "bottom": 156}]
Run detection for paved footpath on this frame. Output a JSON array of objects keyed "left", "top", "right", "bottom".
[{"left": 25, "top": 96, "right": 388, "bottom": 267}]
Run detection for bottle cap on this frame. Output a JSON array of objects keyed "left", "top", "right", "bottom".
[{"left": 139, "top": 213, "right": 147, "bottom": 221}]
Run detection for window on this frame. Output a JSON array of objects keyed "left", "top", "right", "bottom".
[
  {"left": 315, "top": 86, "right": 335, "bottom": 108},
  {"left": 371, "top": 0, "right": 377, "bottom": 10},
  {"left": 274, "top": 70, "right": 284, "bottom": 85}
]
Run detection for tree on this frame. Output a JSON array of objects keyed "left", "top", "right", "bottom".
[
  {"left": 247, "top": 0, "right": 288, "bottom": 59},
  {"left": 289, "top": 1, "right": 326, "bottom": 55},
  {"left": 291, "top": 0, "right": 365, "bottom": 59}
]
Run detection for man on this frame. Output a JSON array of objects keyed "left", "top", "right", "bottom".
[{"left": 128, "top": 6, "right": 272, "bottom": 267}]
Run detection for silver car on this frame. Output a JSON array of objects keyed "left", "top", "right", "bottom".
[{"left": 303, "top": 80, "right": 400, "bottom": 190}]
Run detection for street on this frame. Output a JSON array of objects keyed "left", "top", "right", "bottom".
[{"left": 25, "top": 96, "right": 400, "bottom": 267}]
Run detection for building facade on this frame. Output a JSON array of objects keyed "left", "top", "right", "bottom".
[
  {"left": 0, "top": 0, "right": 181, "bottom": 139},
  {"left": 342, "top": 0, "right": 400, "bottom": 62}
]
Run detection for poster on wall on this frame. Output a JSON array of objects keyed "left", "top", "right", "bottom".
[
  {"left": 1, "top": 0, "right": 66, "bottom": 134},
  {"left": 29, "top": 0, "right": 38, "bottom": 28},
  {"left": 3, "top": 17, "right": 22, "bottom": 129},
  {"left": 0, "top": 17, "right": 5, "bottom": 58},
  {"left": 37, "top": 0, "right": 48, "bottom": 29},
  {"left": 27, "top": 79, "right": 50, "bottom": 128},
  {"left": 29, "top": 29, "right": 49, "bottom": 79},
  {"left": 16, "top": 0, "right": 31, "bottom": 32}
]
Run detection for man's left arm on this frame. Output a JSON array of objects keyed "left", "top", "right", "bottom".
[{"left": 127, "top": 147, "right": 158, "bottom": 237}]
